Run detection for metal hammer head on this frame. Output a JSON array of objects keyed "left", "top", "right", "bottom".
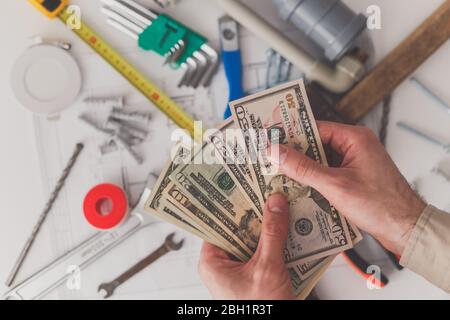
[{"left": 164, "top": 233, "right": 184, "bottom": 251}]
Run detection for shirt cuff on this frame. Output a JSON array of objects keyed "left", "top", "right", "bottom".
[{"left": 400, "top": 205, "right": 450, "bottom": 293}]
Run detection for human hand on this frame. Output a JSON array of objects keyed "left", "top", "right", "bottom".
[
  {"left": 268, "top": 121, "right": 426, "bottom": 256},
  {"left": 198, "top": 193, "right": 293, "bottom": 300}
]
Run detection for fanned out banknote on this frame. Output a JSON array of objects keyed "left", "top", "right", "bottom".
[
  {"left": 140, "top": 79, "right": 362, "bottom": 298},
  {"left": 229, "top": 80, "right": 362, "bottom": 265}
]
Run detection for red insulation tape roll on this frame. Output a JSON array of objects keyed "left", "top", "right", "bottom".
[{"left": 83, "top": 184, "right": 128, "bottom": 230}]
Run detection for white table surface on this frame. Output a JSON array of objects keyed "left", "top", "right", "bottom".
[{"left": 0, "top": 0, "right": 449, "bottom": 300}]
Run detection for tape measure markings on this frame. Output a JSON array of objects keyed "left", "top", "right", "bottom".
[{"left": 58, "top": 7, "right": 196, "bottom": 137}]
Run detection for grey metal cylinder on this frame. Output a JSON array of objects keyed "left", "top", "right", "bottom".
[{"left": 273, "top": 0, "right": 367, "bottom": 62}]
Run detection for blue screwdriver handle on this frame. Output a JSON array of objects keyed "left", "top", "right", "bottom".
[{"left": 222, "top": 50, "right": 244, "bottom": 119}]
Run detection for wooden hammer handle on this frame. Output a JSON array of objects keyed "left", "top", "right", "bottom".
[{"left": 336, "top": 0, "right": 450, "bottom": 122}]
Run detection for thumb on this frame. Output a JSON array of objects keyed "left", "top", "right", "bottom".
[
  {"left": 268, "top": 144, "right": 332, "bottom": 191},
  {"left": 255, "top": 193, "right": 289, "bottom": 264}
]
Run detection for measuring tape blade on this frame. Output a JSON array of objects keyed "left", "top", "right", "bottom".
[{"left": 54, "top": 7, "right": 196, "bottom": 137}]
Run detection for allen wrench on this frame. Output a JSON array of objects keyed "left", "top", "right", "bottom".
[{"left": 101, "top": 0, "right": 219, "bottom": 88}]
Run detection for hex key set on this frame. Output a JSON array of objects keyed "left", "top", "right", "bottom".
[{"left": 101, "top": 0, "right": 219, "bottom": 88}]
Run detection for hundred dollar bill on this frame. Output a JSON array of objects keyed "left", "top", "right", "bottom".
[
  {"left": 144, "top": 146, "right": 248, "bottom": 261},
  {"left": 170, "top": 142, "right": 261, "bottom": 255},
  {"left": 207, "top": 119, "right": 264, "bottom": 217},
  {"left": 230, "top": 79, "right": 354, "bottom": 265}
]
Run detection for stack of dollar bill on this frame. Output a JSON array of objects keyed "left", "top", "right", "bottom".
[{"left": 142, "top": 80, "right": 362, "bottom": 298}]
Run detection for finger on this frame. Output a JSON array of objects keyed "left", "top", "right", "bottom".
[
  {"left": 268, "top": 144, "right": 332, "bottom": 190},
  {"left": 198, "top": 242, "right": 229, "bottom": 282},
  {"left": 255, "top": 193, "right": 289, "bottom": 264},
  {"left": 200, "top": 241, "right": 230, "bottom": 262},
  {"left": 317, "top": 121, "right": 361, "bottom": 155}
]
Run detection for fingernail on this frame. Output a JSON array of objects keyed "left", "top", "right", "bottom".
[
  {"left": 268, "top": 193, "right": 289, "bottom": 214},
  {"left": 268, "top": 144, "right": 288, "bottom": 165}
]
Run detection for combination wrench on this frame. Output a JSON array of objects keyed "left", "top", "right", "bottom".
[
  {"left": 98, "top": 233, "right": 184, "bottom": 299},
  {"left": 2, "top": 186, "right": 156, "bottom": 300}
]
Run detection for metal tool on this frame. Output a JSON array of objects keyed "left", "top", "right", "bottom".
[
  {"left": 335, "top": 1, "right": 450, "bottom": 122},
  {"left": 245, "top": 49, "right": 295, "bottom": 96},
  {"left": 397, "top": 122, "right": 450, "bottom": 152},
  {"left": 79, "top": 114, "right": 115, "bottom": 136},
  {"left": 265, "top": 49, "right": 293, "bottom": 89},
  {"left": 115, "top": 134, "right": 144, "bottom": 165},
  {"left": 153, "top": 0, "right": 180, "bottom": 9},
  {"left": 101, "top": 0, "right": 219, "bottom": 88},
  {"left": 29, "top": 0, "right": 197, "bottom": 138},
  {"left": 106, "top": 117, "right": 148, "bottom": 141},
  {"left": 379, "top": 95, "right": 392, "bottom": 146},
  {"left": 111, "top": 107, "right": 152, "bottom": 124},
  {"left": 410, "top": 77, "right": 450, "bottom": 113},
  {"left": 5, "top": 143, "right": 84, "bottom": 287},
  {"left": 98, "top": 233, "right": 184, "bottom": 299},
  {"left": 1, "top": 181, "right": 158, "bottom": 300},
  {"left": 84, "top": 96, "right": 124, "bottom": 108},
  {"left": 219, "top": 16, "right": 244, "bottom": 119},
  {"left": 79, "top": 114, "right": 144, "bottom": 164},
  {"left": 433, "top": 166, "right": 450, "bottom": 183}
]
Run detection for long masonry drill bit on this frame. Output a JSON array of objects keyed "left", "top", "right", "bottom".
[{"left": 5, "top": 143, "right": 84, "bottom": 287}]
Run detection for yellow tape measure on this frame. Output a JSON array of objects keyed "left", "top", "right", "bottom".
[{"left": 30, "top": 1, "right": 196, "bottom": 138}]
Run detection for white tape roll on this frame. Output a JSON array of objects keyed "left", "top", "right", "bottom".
[{"left": 11, "top": 44, "right": 82, "bottom": 115}]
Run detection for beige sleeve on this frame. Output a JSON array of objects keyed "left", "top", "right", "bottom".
[{"left": 400, "top": 205, "right": 450, "bottom": 293}]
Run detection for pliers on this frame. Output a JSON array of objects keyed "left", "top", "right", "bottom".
[{"left": 342, "top": 242, "right": 403, "bottom": 288}]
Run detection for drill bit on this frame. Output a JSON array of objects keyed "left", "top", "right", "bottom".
[
  {"left": 5, "top": 143, "right": 84, "bottom": 287},
  {"left": 397, "top": 122, "right": 450, "bottom": 152},
  {"left": 433, "top": 166, "right": 450, "bottom": 183},
  {"left": 410, "top": 77, "right": 450, "bottom": 113}
]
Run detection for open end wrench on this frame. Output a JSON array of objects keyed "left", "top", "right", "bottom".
[
  {"left": 1, "top": 178, "right": 158, "bottom": 300},
  {"left": 98, "top": 233, "right": 184, "bottom": 299}
]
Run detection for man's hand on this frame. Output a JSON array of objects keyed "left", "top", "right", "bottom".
[
  {"left": 269, "top": 121, "right": 426, "bottom": 256},
  {"left": 198, "top": 193, "right": 294, "bottom": 300}
]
